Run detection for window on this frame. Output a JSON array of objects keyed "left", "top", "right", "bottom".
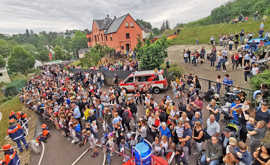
[
  {"left": 94, "top": 35, "right": 97, "bottom": 42},
  {"left": 110, "top": 37, "right": 113, "bottom": 41},
  {"left": 0, "top": 73, "right": 3, "bottom": 77},
  {"left": 125, "top": 77, "right": 134, "bottom": 83},
  {"left": 105, "top": 36, "right": 108, "bottom": 41},
  {"left": 121, "top": 46, "right": 124, "bottom": 50},
  {"left": 88, "top": 37, "right": 91, "bottom": 42},
  {"left": 130, "top": 23, "right": 134, "bottom": 28},
  {"left": 137, "top": 75, "right": 159, "bottom": 82},
  {"left": 126, "top": 33, "right": 130, "bottom": 39},
  {"left": 125, "top": 22, "right": 129, "bottom": 28}
]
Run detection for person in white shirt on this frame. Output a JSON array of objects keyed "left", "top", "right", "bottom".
[
  {"left": 251, "top": 63, "right": 259, "bottom": 76},
  {"left": 206, "top": 115, "right": 220, "bottom": 137}
]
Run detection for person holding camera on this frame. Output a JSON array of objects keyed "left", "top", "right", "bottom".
[{"left": 253, "top": 144, "right": 270, "bottom": 165}]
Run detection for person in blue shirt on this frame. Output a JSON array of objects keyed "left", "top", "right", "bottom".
[
  {"left": 72, "top": 120, "right": 81, "bottom": 144},
  {"left": 159, "top": 122, "right": 171, "bottom": 140},
  {"left": 179, "top": 122, "right": 192, "bottom": 161},
  {"left": 72, "top": 103, "right": 81, "bottom": 120},
  {"left": 97, "top": 99, "right": 104, "bottom": 120},
  {"left": 223, "top": 74, "right": 233, "bottom": 92},
  {"left": 229, "top": 97, "right": 242, "bottom": 125},
  {"left": 2, "top": 144, "right": 20, "bottom": 165},
  {"left": 7, "top": 119, "right": 28, "bottom": 153},
  {"left": 234, "top": 141, "right": 253, "bottom": 165}
]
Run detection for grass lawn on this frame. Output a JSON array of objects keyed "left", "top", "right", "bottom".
[
  {"left": 169, "top": 20, "right": 270, "bottom": 45},
  {"left": 0, "top": 96, "right": 37, "bottom": 164}
]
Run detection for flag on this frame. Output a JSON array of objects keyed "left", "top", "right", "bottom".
[{"left": 48, "top": 52, "right": 52, "bottom": 61}]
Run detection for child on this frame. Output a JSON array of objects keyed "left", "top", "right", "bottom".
[
  {"left": 88, "top": 131, "right": 99, "bottom": 157},
  {"left": 152, "top": 137, "right": 162, "bottom": 156},
  {"left": 160, "top": 135, "right": 168, "bottom": 157},
  {"left": 175, "top": 145, "right": 186, "bottom": 165},
  {"left": 129, "top": 134, "right": 137, "bottom": 149},
  {"left": 91, "top": 120, "right": 98, "bottom": 139},
  {"left": 175, "top": 121, "right": 184, "bottom": 139},
  {"left": 105, "top": 133, "right": 115, "bottom": 165},
  {"left": 79, "top": 129, "right": 88, "bottom": 147},
  {"left": 119, "top": 139, "right": 129, "bottom": 162},
  {"left": 246, "top": 117, "right": 255, "bottom": 131}
]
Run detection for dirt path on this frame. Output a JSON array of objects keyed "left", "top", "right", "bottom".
[{"left": 167, "top": 44, "right": 250, "bottom": 89}]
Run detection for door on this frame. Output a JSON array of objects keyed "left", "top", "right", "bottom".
[
  {"left": 126, "top": 44, "right": 130, "bottom": 52},
  {"left": 123, "top": 76, "right": 135, "bottom": 91}
]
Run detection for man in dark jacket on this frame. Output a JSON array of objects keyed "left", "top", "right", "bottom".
[{"left": 201, "top": 136, "right": 223, "bottom": 165}]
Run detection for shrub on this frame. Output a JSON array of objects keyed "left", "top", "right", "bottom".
[
  {"left": 164, "top": 64, "right": 183, "bottom": 82},
  {"left": 4, "top": 79, "right": 27, "bottom": 97},
  {"left": 250, "top": 70, "right": 270, "bottom": 90}
]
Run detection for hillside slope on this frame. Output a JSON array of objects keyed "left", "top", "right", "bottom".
[
  {"left": 170, "top": 20, "right": 270, "bottom": 45},
  {"left": 188, "top": 0, "right": 270, "bottom": 26}
]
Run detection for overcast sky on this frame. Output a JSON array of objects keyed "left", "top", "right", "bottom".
[{"left": 0, "top": 0, "right": 232, "bottom": 34}]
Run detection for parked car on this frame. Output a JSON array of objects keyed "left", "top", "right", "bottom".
[{"left": 119, "top": 70, "right": 168, "bottom": 94}]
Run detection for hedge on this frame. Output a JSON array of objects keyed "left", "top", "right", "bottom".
[{"left": 4, "top": 79, "right": 27, "bottom": 97}]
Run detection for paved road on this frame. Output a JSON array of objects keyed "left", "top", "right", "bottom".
[
  {"left": 168, "top": 44, "right": 250, "bottom": 89},
  {"left": 30, "top": 130, "right": 104, "bottom": 165},
  {"left": 30, "top": 90, "right": 174, "bottom": 165}
]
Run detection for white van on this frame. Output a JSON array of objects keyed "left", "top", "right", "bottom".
[{"left": 119, "top": 70, "right": 168, "bottom": 94}]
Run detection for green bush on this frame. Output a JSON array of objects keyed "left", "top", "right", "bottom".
[
  {"left": 4, "top": 79, "right": 27, "bottom": 97},
  {"left": 164, "top": 64, "right": 183, "bottom": 82},
  {"left": 250, "top": 70, "right": 270, "bottom": 90}
]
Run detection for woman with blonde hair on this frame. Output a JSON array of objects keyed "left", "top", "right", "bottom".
[{"left": 160, "top": 135, "right": 168, "bottom": 157}]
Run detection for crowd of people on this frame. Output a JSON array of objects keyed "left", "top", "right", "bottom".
[
  {"left": 98, "top": 57, "right": 138, "bottom": 72},
  {"left": 0, "top": 62, "right": 259, "bottom": 165},
  {"left": 183, "top": 28, "right": 270, "bottom": 84}
]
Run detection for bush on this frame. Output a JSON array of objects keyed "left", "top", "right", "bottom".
[
  {"left": 164, "top": 64, "right": 183, "bottom": 82},
  {"left": 4, "top": 79, "right": 27, "bottom": 97},
  {"left": 250, "top": 70, "right": 270, "bottom": 90}
]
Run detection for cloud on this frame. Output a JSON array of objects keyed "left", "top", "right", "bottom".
[{"left": 0, "top": 0, "right": 232, "bottom": 34}]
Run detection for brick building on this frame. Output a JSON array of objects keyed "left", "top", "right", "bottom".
[{"left": 86, "top": 14, "right": 149, "bottom": 53}]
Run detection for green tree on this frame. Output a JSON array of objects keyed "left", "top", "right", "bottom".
[
  {"left": 8, "top": 46, "right": 35, "bottom": 73},
  {"left": 152, "top": 28, "right": 161, "bottom": 36},
  {"left": 250, "top": 70, "right": 270, "bottom": 89},
  {"left": 53, "top": 45, "right": 65, "bottom": 60},
  {"left": 72, "top": 31, "right": 88, "bottom": 58},
  {"left": 136, "top": 19, "right": 152, "bottom": 30},
  {"left": 80, "top": 44, "right": 112, "bottom": 67},
  {"left": 0, "top": 39, "right": 11, "bottom": 58},
  {"left": 165, "top": 20, "right": 170, "bottom": 30},
  {"left": 36, "top": 48, "right": 50, "bottom": 62},
  {"left": 21, "top": 43, "right": 37, "bottom": 55},
  {"left": 0, "top": 56, "right": 6, "bottom": 68},
  {"left": 137, "top": 37, "right": 168, "bottom": 70}
]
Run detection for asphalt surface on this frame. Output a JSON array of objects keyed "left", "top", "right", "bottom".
[{"left": 30, "top": 90, "right": 174, "bottom": 165}]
